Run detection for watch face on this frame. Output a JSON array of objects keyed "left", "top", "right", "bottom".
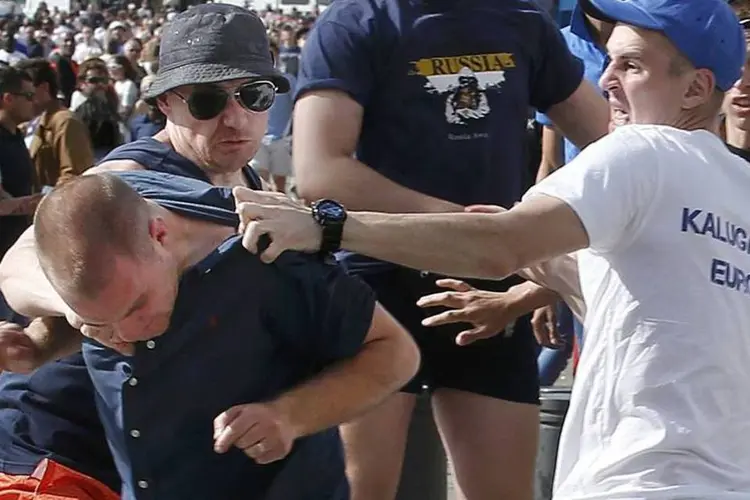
[{"left": 318, "top": 201, "right": 346, "bottom": 221}]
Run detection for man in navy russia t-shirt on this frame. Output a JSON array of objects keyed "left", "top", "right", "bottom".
[{"left": 293, "top": 0, "right": 607, "bottom": 496}]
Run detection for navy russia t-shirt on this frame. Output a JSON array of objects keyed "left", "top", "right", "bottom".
[
  {"left": 297, "top": 0, "right": 582, "bottom": 207},
  {"left": 297, "top": 0, "right": 583, "bottom": 271}
]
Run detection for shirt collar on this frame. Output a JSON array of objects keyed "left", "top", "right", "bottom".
[
  {"left": 189, "top": 235, "right": 243, "bottom": 275},
  {"left": 0, "top": 123, "right": 23, "bottom": 140}
]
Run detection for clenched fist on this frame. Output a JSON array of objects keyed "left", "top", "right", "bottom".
[{"left": 213, "top": 402, "right": 298, "bottom": 464}]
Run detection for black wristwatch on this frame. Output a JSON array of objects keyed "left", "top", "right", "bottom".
[{"left": 311, "top": 199, "right": 347, "bottom": 254}]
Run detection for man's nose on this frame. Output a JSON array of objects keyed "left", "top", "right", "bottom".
[{"left": 221, "top": 95, "right": 257, "bottom": 129}]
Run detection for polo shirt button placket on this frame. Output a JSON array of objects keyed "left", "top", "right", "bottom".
[
  {"left": 146, "top": 340, "right": 156, "bottom": 350},
  {"left": 137, "top": 479, "right": 149, "bottom": 490}
]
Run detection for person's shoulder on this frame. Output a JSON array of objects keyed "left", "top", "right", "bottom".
[
  {"left": 47, "top": 107, "right": 80, "bottom": 125},
  {"left": 313, "top": 0, "right": 383, "bottom": 29},
  {"left": 590, "top": 124, "right": 662, "bottom": 151}
]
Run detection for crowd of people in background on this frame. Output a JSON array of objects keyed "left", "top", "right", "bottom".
[
  {"left": 0, "top": 0, "right": 311, "bottom": 196},
  {"left": 1, "top": 1, "right": 750, "bottom": 499}
]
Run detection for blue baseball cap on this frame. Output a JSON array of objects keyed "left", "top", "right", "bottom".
[{"left": 588, "top": 0, "right": 746, "bottom": 91}]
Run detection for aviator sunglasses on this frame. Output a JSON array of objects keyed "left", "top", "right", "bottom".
[{"left": 171, "top": 80, "right": 277, "bottom": 121}]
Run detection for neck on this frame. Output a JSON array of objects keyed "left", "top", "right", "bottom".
[
  {"left": 0, "top": 112, "right": 18, "bottom": 133},
  {"left": 151, "top": 204, "right": 235, "bottom": 273},
  {"left": 671, "top": 108, "right": 718, "bottom": 134},
  {"left": 42, "top": 98, "right": 60, "bottom": 114}
]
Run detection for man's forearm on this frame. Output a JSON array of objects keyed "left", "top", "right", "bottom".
[
  {"left": 270, "top": 333, "right": 418, "bottom": 439},
  {"left": 342, "top": 211, "right": 524, "bottom": 280},
  {"left": 0, "top": 227, "right": 70, "bottom": 317},
  {"left": 295, "top": 156, "right": 463, "bottom": 213},
  {"left": 508, "top": 281, "right": 560, "bottom": 315},
  {"left": 25, "top": 317, "right": 83, "bottom": 365}
]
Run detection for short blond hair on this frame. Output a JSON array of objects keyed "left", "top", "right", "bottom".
[{"left": 34, "top": 174, "right": 153, "bottom": 300}]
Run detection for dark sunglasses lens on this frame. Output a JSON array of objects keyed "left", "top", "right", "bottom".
[
  {"left": 188, "top": 89, "right": 229, "bottom": 120},
  {"left": 238, "top": 82, "right": 276, "bottom": 112},
  {"left": 88, "top": 77, "right": 107, "bottom": 84}
]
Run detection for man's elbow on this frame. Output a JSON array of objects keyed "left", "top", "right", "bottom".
[
  {"left": 372, "top": 324, "right": 420, "bottom": 391},
  {"left": 393, "top": 331, "right": 420, "bottom": 385},
  {"left": 293, "top": 154, "right": 349, "bottom": 202}
]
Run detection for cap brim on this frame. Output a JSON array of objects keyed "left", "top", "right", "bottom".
[
  {"left": 142, "top": 62, "right": 291, "bottom": 100},
  {"left": 587, "top": 0, "right": 662, "bottom": 30}
]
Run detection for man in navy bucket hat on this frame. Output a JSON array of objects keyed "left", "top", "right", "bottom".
[{"left": 230, "top": 0, "right": 750, "bottom": 499}]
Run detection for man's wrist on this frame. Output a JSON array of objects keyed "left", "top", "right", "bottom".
[
  {"left": 508, "top": 281, "right": 559, "bottom": 316},
  {"left": 268, "top": 395, "right": 304, "bottom": 440}
]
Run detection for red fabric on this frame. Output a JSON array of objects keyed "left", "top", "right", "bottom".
[{"left": 0, "top": 459, "right": 119, "bottom": 500}]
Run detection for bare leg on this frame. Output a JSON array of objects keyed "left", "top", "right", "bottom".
[
  {"left": 341, "top": 392, "right": 417, "bottom": 500},
  {"left": 433, "top": 388, "right": 539, "bottom": 500}
]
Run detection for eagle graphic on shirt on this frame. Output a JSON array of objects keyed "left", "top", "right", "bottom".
[{"left": 410, "top": 52, "right": 514, "bottom": 125}]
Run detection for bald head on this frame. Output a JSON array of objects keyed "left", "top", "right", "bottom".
[{"left": 34, "top": 174, "right": 153, "bottom": 301}]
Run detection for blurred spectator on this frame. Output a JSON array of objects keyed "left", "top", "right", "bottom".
[
  {"left": 72, "top": 25, "right": 102, "bottom": 63},
  {"left": 49, "top": 31, "right": 77, "bottom": 106},
  {"left": 74, "top": 91, "right": 122, "bottom": 161},
  {"left": 250, "top": 40, "right": 295, "bottom": 192},
  {"left": 16, "top": 58, "right": 94, "bottom": 192},
  {"left": 107, "top": 54, "right": 138, "bottom": 120},
  {"left": 122, "top": 37, "right": 146, "bottom": 84},
  {"left": 0, "top": 66, "right": 38, "bottom": 257},
  {"left": 70, "top": 57, "right": 110, "bottom": 111},
  {"left": 277, "top": 23, "right": 300, "bottom": 76},
  {"left": 128, "top": 74, "right": 164, "bottom": 140},
  {"left": 0, "top": 24, "right": 27, "bottom": 66}
]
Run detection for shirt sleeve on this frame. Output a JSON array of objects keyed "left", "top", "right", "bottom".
[
  {"left": 54, "top": 115, "right": 95, "bottom": 184},
  {"left": 524, "top": 126, "right": 662, "bottom": 253},
  {"left": 529, "top": 11, "right": 584, "bottom": 112},
  {"left": 273, "top": 255, "right": 377, "bottom": 364},
  {"left": 295, "top": 3, "right": 378, "bottom": 106}
]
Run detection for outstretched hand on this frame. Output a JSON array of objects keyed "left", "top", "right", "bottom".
[{"left": 417, "top": 279, "right": 524, "bottom": 346}]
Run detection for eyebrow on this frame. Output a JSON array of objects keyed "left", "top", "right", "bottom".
[{"left": 83, "top": 293, "right": 146, "bottom": 328}]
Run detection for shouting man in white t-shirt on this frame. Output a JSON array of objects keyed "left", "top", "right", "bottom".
[{"left": 228, "top": 0, "right": 750, "bottom": 497}]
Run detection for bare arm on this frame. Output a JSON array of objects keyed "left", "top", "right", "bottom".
[
  {"left": 26, "top": 317, "right": 83, "bottom": 364},
  {"left": 0, "top": 227, "right": 69, "bottom": 317},
  {"left": 536, "top": 125, "right": 564, "bottom": 183},
  {"left": 340, "top": 195, "right": 589, "bottom": 281},
  {"left": 0, "top": 160, "right": 144, "bottom": 317},
  {"left": 293, "top": 90, "right": 462, "bottom": 213},
  {"left": 270, "top": 303, "right": 420, "bottom": 437},
  {"left": 545, "top": 80, "right": 609, "bottom": 150}
]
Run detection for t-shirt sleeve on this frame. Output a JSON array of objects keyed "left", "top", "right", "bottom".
[
  {"left": 523, "top": 126, "right": 662, "bottom": 253},
  {"left": 529, "top": 12, "right": 584, "bottom": 112},
  {"left": 115, "top": 171, "right": 239, "bottom": 227},
  {"left": 274, "top": 254, "right": 377, "bottom": 363},
  {"left": 294, "top": 3, "right": 377, "bottom": 106}
]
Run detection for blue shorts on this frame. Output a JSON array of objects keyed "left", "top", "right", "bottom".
[{"left": 358, "top": 267, "right": 540, "bottom": 405}]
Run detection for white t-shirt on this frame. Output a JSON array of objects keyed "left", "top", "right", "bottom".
[{"left": 526, "top": 125, "right": 750, "bottom": 499}]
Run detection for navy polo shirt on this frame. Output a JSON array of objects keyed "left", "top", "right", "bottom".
[
  {"left": 81, "top": 171, "right": 376, "bottom": 500},
  {"left": 535, "top": 5, "right": 608, "bottom": 162},
  {"left": 297, "top": 0, "right": 583, "bottom": 272},
  {"left": 0, "top": 353, "right": 121, "bottom": 491},
  {"left": 0, "top": 144, "right": 265, "bottom": 492}
]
